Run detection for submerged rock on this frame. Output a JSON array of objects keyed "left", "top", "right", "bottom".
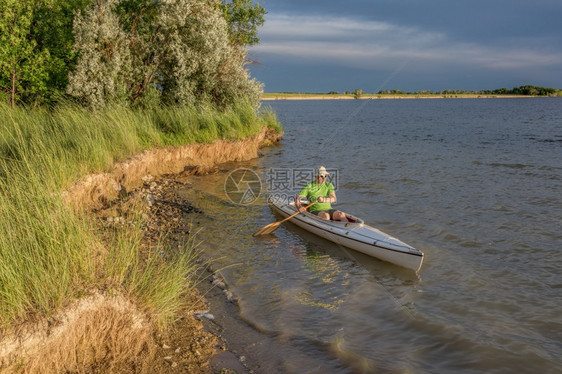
[
  {"left": 212, "top": 279, "right": 226, "bottom": 290},
  {"left": 223, "top": 290, "right": 238, "bottom": 303}
]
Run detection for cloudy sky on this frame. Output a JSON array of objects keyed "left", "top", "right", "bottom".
[{"left": 248, "top": 0, "right": 562, "bottom": 93}]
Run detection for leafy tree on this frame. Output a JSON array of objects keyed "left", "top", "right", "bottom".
[
  {"left": 492, "top": 87, "right": 510, "bottom": 95},
  {"left": 69, "top": 0, "right": 262, "bottom": 109},
  {"left": 0, "top": 0, "right": 50, "bottom": 107},
  {"left": 113, "top": 0, "right": 163, "bottom": 104},
  {"left": 32, "top": 0, "right": 92, "bottom": 101},
  {"left": 67, "top": 0, "right": 130, "bottom": 109},
  {"left": 220, "top": 0, "right": 266, "bottom": 47},
  {"left": 479, "top": 85, "right": 559, "bottom": 96},
  {"left": 149, "top": 0, "right": 262, "bottom": 107},
  {"left": 0, "top": 0, "right": 93, "bottom": 106}
]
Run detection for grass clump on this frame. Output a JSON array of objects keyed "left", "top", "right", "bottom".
[
  {"left": 102, "top": 206, "right": 202, "bottom": 328},
  {"left": 0, "top": 99, "right": 281, "bottom": 330}
]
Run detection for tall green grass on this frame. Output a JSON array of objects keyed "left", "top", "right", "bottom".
[
  {"left": 103, "top": 208, "right": 203, "bottom": 327},
  {"left": 0, "top": 100, "right": 281, "bottom": 329}
]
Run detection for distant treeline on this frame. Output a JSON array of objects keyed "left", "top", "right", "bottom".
[
  {"left": 477, "top": 85, "right": 560, "bottom": 96},
  {"left": 344, "top": 85, "right": 561, "bottom": 97}
]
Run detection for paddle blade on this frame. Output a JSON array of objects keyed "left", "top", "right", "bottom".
[{"left": 252, "top": 221, "right": 282, "bottom": 236}]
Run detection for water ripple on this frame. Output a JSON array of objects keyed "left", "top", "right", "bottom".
[{"left": 184, "top": 99, "right": 562, "bottom": 373}]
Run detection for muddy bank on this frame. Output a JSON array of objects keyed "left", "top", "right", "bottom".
[{"left": 64, "top": 127, "right": 281, "bottom": 211}]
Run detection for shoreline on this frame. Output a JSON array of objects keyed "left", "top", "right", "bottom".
[
  {"left": 64, "top": 126, "right": 281, "bottom": 211},
  {"left": 112, "top": 173, "right": 258, "bottom": 373},
  {"left": 260, "top": 94, "right": 553, "bottom": 100},
  {"left": 0, "top": 126, "right": 282, "bottom": 373}
]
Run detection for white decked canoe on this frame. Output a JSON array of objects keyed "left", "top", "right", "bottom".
[{"left": 270, "top": 200, "right": 424, "bottom": 272}]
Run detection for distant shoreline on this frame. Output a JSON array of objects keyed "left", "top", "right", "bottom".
[{"left": 261, "top": 93, "right": 554, "bottom": 100}]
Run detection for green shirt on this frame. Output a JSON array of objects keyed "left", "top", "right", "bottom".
[{"left": 298, "top": 181, "right": 334, "bottom": 212}]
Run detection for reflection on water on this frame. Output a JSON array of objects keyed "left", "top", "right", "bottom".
[{"left": 179, "top": 99, "right": 562, "bottom": 373}]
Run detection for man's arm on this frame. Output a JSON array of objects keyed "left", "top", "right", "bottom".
[
  {"left": 317, "top": 192, "right": 336, "bottom": 204},
  {"left": 295, "top": 194, "right": 306, "bottom": 213}
]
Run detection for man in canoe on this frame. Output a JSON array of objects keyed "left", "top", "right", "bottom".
[{"left": 295, "top": 166, "right": 348, "bottom": 222}]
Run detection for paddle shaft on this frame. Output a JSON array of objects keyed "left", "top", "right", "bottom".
[
  {"left": 279, "top": 200, "right": 318, "bottom": 224},
  {"left": 252, "top": 200, "right": 318, "bottom": 236}
]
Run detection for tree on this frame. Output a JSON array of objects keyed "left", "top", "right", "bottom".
[
  {"left": 353, "top": 88, "right": 363, "bottom": 99},
  {"left": 1, "top": 0, "right": 265, "bottom": 108},
  {"left": 220, "top": 0, "right": 266, "bottom": 47},
  {"left": 32, "top": 0, "right": 92, "bottom": 101},
  {"left": 68, "top": 0, "right": 263, "bottom": 109},
  {"left": 0, "top": 0, "right": 50, "bottom": 107},
  {"left": 67, "top": 0, "right": 130, "bottom": 109},
  {"left": 123, "top": 0, "right": 262, "bottom": 107},
  {"left": 0, "top": 0, "right": 92, "bottom": 107}
]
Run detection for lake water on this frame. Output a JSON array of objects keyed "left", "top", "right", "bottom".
[{"left": 181, "top": 98, "right": 562, "bottom": 373}]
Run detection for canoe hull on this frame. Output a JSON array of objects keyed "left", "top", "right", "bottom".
[{"left": 270, "top": 201, "right": 424, "bottom": 272}]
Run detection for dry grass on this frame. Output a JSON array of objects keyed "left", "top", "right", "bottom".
[{"left": 0, "top": 293, "right": 154, "bottom": 374}]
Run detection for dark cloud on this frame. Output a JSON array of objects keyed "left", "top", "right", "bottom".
[
  {"left": 251, "top": 0, "right": 562, "bottom": 91},
  {"left": 261, "top": 0, "right": 562, "bottom": 40}
]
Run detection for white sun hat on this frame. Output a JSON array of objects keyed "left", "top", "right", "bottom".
[{"left": 317, "top": 166, "right": 330, "bottom": 177}]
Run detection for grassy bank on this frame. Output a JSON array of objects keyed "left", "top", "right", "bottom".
[{"left": 0, "top": 100, "right": 281, "bottom": 332}]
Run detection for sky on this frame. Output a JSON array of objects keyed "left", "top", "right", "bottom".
[{"left": 247, "top": 0, "right": 562, "bottom": 93}]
